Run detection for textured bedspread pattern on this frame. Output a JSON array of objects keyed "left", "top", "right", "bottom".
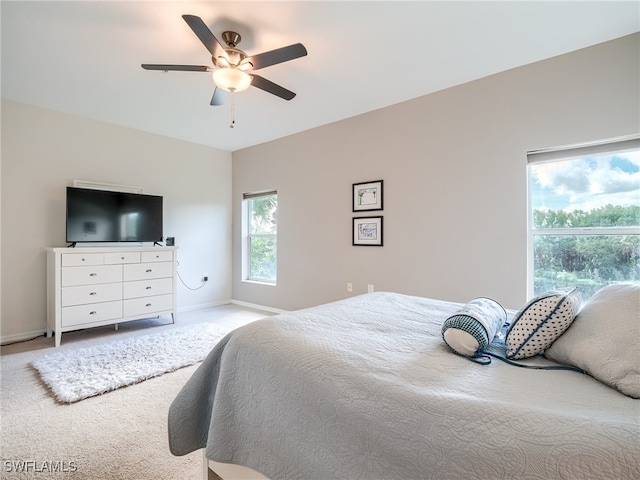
[{"left": 169, "top": 292, "right": 640, "bottom": 480}]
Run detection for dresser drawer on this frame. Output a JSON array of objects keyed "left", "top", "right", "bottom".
[
  {"left": 105, "top": 251, "right": 141, "bottom": 264},
  {"left": 124, "top": 262, "right": 173, "bottom": 281},
  {"left": 124, "top": 278, "right": 173, "bottom": 299},
  {"left": 123, "top": 294, "right": 173, "bottom": 317},
  {"left": 61, "top": 301, "right": 123, "bottom": 327},
  {"left": 62, "top": 283, "right": 123, "bottom": 307},
  {"left": 141, "top": 250, "right": 173, "bottom": 262},
  {"left": 61, "top": 253, "right": 104, "bottom": 267},
  {"left": 62, "top": 265, "right": 123, "bottom": 287}
]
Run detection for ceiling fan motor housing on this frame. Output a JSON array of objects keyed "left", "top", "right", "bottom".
[
  {"left": 222, "top": 31, "right": 241, "bottom": 47},
  {"left": 214, "top": 47, "right": 248, "bottom": 68},
  {"left": 212, "top": 31, "right": 250, "bottom": 68}
]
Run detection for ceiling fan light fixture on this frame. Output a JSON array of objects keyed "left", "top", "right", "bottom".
[{"left": 213, "top": 68, "right": 252, "bottom": 93}]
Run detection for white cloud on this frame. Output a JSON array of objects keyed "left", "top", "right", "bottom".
[{"left": 531, "top": 152, "right": 640, "bottom": 211}]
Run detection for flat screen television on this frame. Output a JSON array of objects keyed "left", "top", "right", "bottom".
[{"left": 66, "top": 187, "right": 163, "bottom": 244}]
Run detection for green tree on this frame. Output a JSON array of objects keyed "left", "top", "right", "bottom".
[
  {"left": 251, "top": 196, "right": 277, "bottom": 233},
  {"left": 249, "top": 195, "right": 277, "bottom": 281},
  {"left": 533, "top": 205, "right": 639, "bottom": 298}
]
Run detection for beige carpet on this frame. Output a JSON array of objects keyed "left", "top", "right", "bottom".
[{"left": 1, "top": 305, "right": 270, "bottom": 480}]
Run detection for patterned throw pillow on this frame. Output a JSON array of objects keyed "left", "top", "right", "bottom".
[
  {"left": 506, "top": 288, "right": 581, "bottom": 360},
  {"left": 442, "top": 297, "right": 507, "bottom": 357}
]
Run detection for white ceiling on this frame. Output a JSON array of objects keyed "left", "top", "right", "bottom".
[{"left": 2, "top": 1, "right": 638, "bottom": 152}]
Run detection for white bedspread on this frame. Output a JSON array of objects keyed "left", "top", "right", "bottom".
[{"left": 168, "top": 292, "right": 640, "bottom": 479}]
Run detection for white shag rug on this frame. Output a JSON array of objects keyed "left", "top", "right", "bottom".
[{"left": 32, "top": 322, "right": 232, "bottom": 403}]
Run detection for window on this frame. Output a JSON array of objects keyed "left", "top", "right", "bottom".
[
  {"left": 527, "top": 136, "right": 639, "bottom": 300},
  {"left": 243, "top": 191, "right": 277, "bottom": 283}
]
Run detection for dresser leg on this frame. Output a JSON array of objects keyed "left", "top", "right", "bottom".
[{"left": 55, "top": 331, "right": 61, "bottom": 348}]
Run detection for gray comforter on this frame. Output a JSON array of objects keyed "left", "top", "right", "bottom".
[{"left": 168, "top": 292, "right": 640, "bottom": 479}]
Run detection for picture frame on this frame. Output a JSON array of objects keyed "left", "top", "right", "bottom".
[
  {"left": 353, "top": 216, "right": 383, "bottom": 246},
  {"left": 353, "top": 180, "right": 383, "bottom": 212}
]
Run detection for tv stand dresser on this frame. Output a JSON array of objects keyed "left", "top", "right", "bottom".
[{"left": 46, "top": 246, "right": 178, "bottom": 347}]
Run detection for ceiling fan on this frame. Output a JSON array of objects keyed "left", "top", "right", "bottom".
[{"left": 142, "top": 14, "right": 307, "bottom": 106}]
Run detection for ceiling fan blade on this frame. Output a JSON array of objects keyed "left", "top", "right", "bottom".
[
  {"left": 182, "top": 14, "right": 228, "bottom": 61},
  {"left": 247, "top": 43, "right": 307, "bottom": 70},
  {"left": 210, "top": 87, "right": 228, "bottom": 106},
  {"left": 141, "top": 64, "right": 212, "bottom": 72},
  {"left": 250, "top": 74, "right": 296, "bottom": 101}
]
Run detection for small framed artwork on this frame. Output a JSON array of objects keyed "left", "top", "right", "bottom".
[
  {"left": 353, "top": 180, "right": 383, "bottom": 212},
  {"left": 353, "top": 216, "right": 383, "bottom": 246}
]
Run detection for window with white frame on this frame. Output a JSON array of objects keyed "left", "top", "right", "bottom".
[
  {"left": 527, "top": 136, "right": 639, "bottom": 301},
  {"left": 243, "top": 191, "right": 277, "bottom": 283}
]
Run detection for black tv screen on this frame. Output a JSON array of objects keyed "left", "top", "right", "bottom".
[{"left": 66, "top": 187, "right": 163, "bottom": 243}]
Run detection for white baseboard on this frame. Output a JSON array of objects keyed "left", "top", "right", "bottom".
[
  {"left": 1, "top": 329, "right": 47, "bottom": 346},
  {"left": 177, "top": 299, "right": 233, "bottom": 313},
  {"left": 177, "top": 299, "right": 285, "bottom": 315},
  {"left": 230, "top": 299, "right": 288, "bottom": 315}
]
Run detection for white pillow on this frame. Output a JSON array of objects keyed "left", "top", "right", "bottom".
[
  {"left": 545, "top": 284, "right": 640, "bottom": 398},
  {"left": 506, "top": 288, "right": 581, "bottom": 360}
]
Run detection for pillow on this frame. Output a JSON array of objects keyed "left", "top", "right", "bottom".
[
  {"left": 442, "top": 297, "right": 507, "bottom": 357},
  {"left": 506, "top": 288, "right": 581, "bottom": 360},
  {"left": 545, "top": 284, "right": 640, "bottom": 398}
]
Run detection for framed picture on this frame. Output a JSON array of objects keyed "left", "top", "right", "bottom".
[
  {"left": 353, "top": 216, "right": 383, "bottom": 246},
  {"left": 353, "top": 180, "right": 383, "bottom": 212}
]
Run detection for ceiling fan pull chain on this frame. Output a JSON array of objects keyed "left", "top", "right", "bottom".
[{"left": 230, "top": 102, "right": 236, "bottom": 129}]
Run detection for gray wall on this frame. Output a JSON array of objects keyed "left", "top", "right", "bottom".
[
  {"left": 232, "top": 33, "right": 640, "bottom": 311},
  {"left": 1, "top": 100, "right": 232, "bottom": 342}
]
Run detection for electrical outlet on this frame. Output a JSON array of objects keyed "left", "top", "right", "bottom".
[
  {"left": 368, "top": 284, "right": 374, "bottom": 293},
  {"left": 347, "top": 282, "right": 353, "bottom": 292}
]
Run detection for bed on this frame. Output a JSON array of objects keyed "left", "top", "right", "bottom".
[{"left": 168, "top": 291, "right": 640, "bottom": 480}]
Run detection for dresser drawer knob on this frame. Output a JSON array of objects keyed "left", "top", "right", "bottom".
[
  {"left": 146, "top": 286, "right": 152, "bottom": 290},
  {"left": 146, "top": 303, "right": 152, "bottom": 307},
  {"left": 89, "top": 273, "right": 97, "bottom": 277},
  {"left": 146, "top": 269, "right": 152, "bottom": 273},
  {"left": 89, "top": 292, "right": 97, "bottom": 296},
  {"left": 89, "top": 311, "right": 97, "bottom": 315}
]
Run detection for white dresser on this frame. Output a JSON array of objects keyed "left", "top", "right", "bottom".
[{"left": 46, "top": 246, "right": 178, "bottom": 347}]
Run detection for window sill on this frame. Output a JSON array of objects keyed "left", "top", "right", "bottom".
[{"left": 242, "top": 279, "right": 277, "bottom": 287}]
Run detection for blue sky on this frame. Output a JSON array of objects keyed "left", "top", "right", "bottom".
[{"left": 530, "top": 151, "right": 640, "bottom": 212}]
